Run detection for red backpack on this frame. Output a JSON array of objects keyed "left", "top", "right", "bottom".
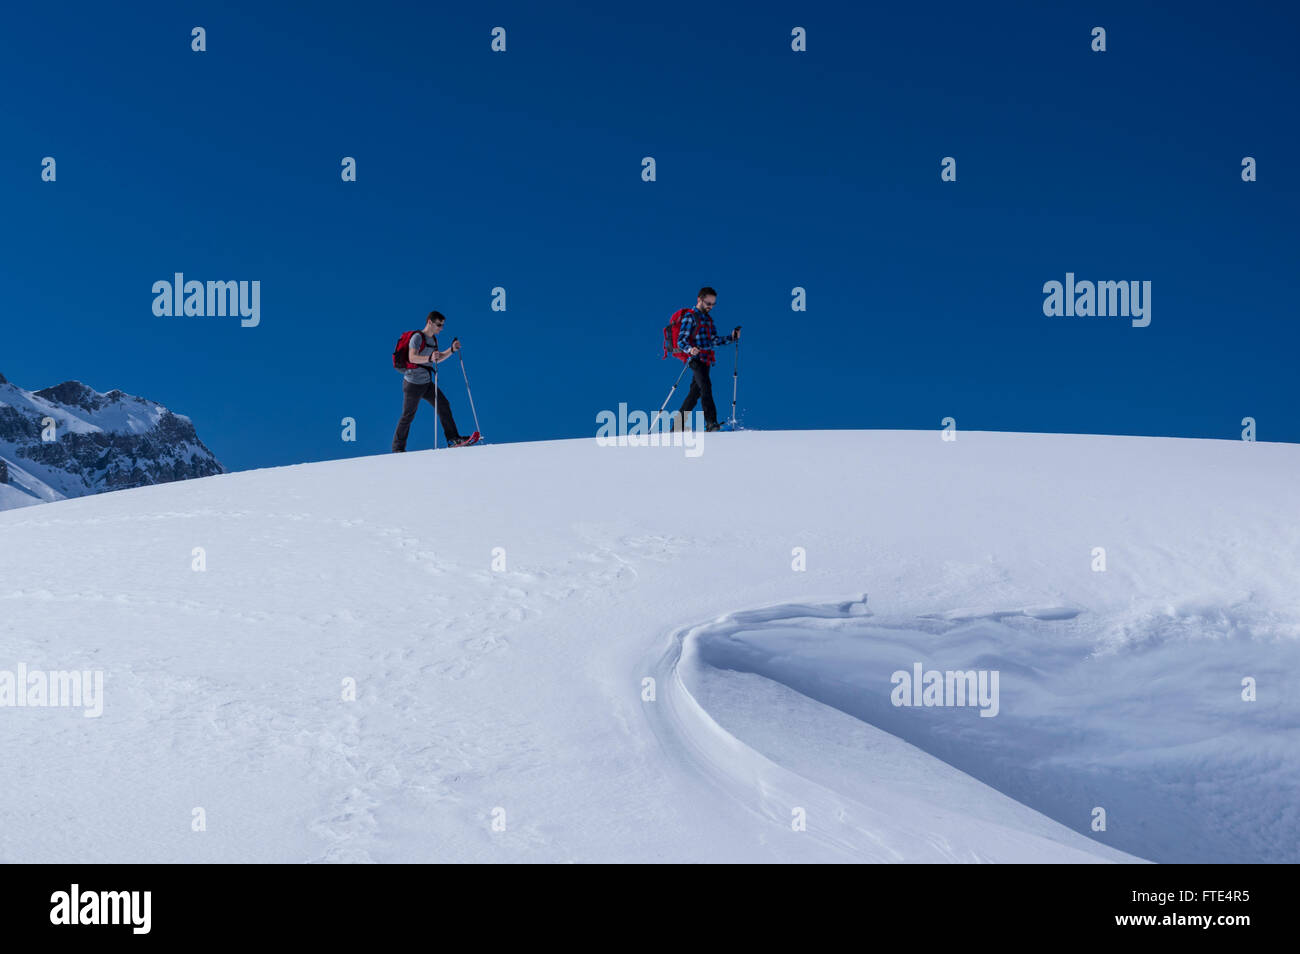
[
  {"left": 392, "top": 330, "right": 425, "bottom": 370},
  {"left": 662, "top": 308, "right": 693, "bottom": 363}
]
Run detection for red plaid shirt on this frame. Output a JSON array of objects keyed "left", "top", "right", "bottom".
[{"left": 676, "top": 309, "right": 733, "bottom": 366}]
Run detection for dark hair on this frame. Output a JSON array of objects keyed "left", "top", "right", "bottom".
[
  {"left": 698, "top": 286, "right": 717, "bottom": 300},
  {"left": 426, "top": 310, "right": 446, "bottom": 325}
]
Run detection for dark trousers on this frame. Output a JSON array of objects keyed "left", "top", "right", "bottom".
[
  {"left": 392, "top": 379, "right": 462, "bottom": 452},
  {"left": 678, "top": 358, "right": 718, "bottom": 426}
]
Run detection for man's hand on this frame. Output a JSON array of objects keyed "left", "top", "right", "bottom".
[
  {"left": 688, "top": 346, "right": 700, "bottom": 355},
  {"left": 732, "top": 326, "right": 742, "bottom": 340},
  {"left": 451, "top": 338, "right": 461, "bottom": 353}
]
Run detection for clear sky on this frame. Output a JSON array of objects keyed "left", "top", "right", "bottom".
[{"left": 2, "top": 0, "right": 1296, "bottom": 471}]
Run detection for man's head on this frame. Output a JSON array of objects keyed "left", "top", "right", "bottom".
[
  {"left": 425, "top": 310, "right": 447, "bottom": 333},
  {"left": 696, "top": 287, "right": 717, "bottom": 313}
]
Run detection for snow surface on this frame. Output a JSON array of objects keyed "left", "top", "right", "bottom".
[
  {"left": 1, "top": 430, "right": 1296, "bottom": 863},
  {"left": 0, "top": 457, "right": 64, "bottom": 506},
  {"left": 0, "top": 482, "right": 44, "bottom": 511}
]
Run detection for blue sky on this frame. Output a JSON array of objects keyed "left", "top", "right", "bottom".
[{"left": 2, "top": 0, "right": 1296, "bottom": 471}]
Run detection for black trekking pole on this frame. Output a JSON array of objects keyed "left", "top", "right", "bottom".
[
  {"left": 650, "top": 356, "right": 692, "bottom": 432},
  {"left": 456, "top": 344, "right": 483, "bottom": 437},
  {"left": 730, "top": 334, "right": 740, "bottom": 428},
  {"left": 432, "top": 360, "right": 440, "bottom": 450}
]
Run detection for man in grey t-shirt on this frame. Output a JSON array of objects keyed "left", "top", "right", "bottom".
[{"left": 391, "top": 310, "right": 470, "bottom": 451}]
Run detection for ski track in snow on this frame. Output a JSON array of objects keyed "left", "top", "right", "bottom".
[{"left": 1, "top": 431, "right": 1297, "bottom": 862}]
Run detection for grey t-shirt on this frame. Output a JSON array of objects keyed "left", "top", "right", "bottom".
[{"left": 403, "top": 330, "right": 439, "bottom": 384}]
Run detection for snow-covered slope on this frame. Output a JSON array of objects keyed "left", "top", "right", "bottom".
[
  {"left": 1, "top": 430, "right": 1296, "bottom": 863},
  {"left": 0, "top": 372, "right": 223, "bottom": 510},
  {"left": 0, "top": 480, "right": 46, "bottom": 511}
]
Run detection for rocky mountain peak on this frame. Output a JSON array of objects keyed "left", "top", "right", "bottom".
[{"left": 0, "top": 375, "right": 223, "bottom": 510}]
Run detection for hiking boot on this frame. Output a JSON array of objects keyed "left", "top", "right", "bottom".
[{"left": 706, "top": 422, "right": 723, "bottom": 432}]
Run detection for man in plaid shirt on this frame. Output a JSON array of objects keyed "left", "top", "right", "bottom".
[{"left": 676, "top": 286, "right": 741, "bottom": 432}]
